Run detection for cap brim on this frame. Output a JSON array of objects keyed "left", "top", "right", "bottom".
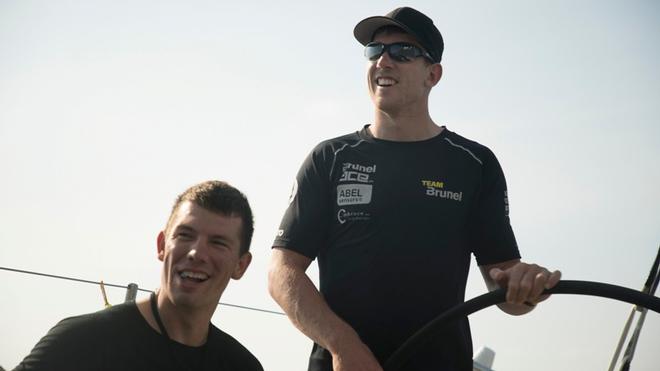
[{"left": 353, "top": 16, "right": 416, "bottom": 45}]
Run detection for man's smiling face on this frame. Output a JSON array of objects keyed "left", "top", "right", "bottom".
[
  {"left": 366, "top": 30, "right": 436, "bottom": 116},
  {"left": 158, "top": 201, "right": 251, "bottom": 311}
]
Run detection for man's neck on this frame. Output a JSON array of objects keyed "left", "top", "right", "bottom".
[
  {"left": 371, "top": 109, "right": 442, "bottom": 141},
  {"left": 136, "top": 294, "right": 214, "bottom": 347}
]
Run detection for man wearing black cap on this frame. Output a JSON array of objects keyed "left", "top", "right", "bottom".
[{"left": 269, "top": 7, "right": 560, "bottom": 371}]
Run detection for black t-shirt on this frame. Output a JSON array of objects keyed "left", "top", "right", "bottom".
[
  {"left": 274, "top": 126, "right": 520, "bottom": 370},
  {"left": 13, "top": 302, "right": 263, "bottom": 371}
]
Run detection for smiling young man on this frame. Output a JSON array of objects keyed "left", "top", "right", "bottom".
[
  {"left": 14, "top": 181, "right": 263, "bottom": 371},
  {"left": 269, "top": 7, "right": 561, "bottom": 371}
]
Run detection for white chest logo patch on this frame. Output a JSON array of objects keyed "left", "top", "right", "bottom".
[{"left": 337, "top": 184, "right": 373, "bottom": 205}]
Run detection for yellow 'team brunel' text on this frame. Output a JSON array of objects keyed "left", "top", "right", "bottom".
[{"left": 421, "top": 180, "right": 444, "bottom": 188}]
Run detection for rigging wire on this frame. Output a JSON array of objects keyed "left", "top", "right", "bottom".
[
  {"left": 0, "top": 266, "right": 285, "bottom": 316},
  {"left": 615, "top": 246, "right": 660, "bottom": 371}
]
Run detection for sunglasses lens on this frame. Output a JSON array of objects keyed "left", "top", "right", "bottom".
[
  {"left": 365, "top": 43, "right": 385, "bottom": 61},
  {"left": 365, "top": 42, "right": 426, "bottom": 62},
  {"left": 389, "top": 43, "right": 415, "bottom": 62}
]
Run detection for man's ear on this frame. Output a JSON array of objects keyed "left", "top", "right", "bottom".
[
  {"left": 426, "top": 63, "right": 443, "bottom": 87},
  {"left": 231, "top": 252, "right": 253, "bottom": 280},
  {"left": 157, "top": 231, "right": 166, "bottom": 261}
]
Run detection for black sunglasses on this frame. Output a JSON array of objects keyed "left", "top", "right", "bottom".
[{"left": 364, "top": 42, "right": 434, "bottom": 63}]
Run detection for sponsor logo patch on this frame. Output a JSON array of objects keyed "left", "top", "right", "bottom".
[
  {"left": 339, "top": 162, "right": 376, "bottom": 184},
  {"left": 337, "top": 184, "right": 372, "bottom": 205},
  {"left": 422, "top": 179, "right": 463, "bottom": 202},
  {"left": 337, "top": 208, "right": 371, "bottom": 224}
]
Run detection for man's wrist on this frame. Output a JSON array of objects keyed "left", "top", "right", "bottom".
[{"left": 325, "top": 326, "right": 362, "bottom": 355}]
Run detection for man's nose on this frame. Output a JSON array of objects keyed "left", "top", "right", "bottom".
[
  {"left": 187, "top": 239, "right": 209, "bottom": 262},
  {"left": 376, "top": 50, "right": 395, "bottom": 68}
]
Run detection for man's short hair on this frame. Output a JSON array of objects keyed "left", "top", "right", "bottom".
[{"left": 166, "top": 180, "right": 254, "bottom": 255}]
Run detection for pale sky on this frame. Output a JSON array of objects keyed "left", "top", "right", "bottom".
[{"left": 1, "top": 1, "right": 659, "bottom": 370}]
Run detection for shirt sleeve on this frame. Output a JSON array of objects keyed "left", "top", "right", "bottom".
[
  {"left": 12, "top": 316, "right": 97, "bottom": 371},
  {"left": 272, "top": 144, "right": 333, "bottom": 259},
  {"left": 469, "top": 148, "right": 521, "bottom": 266}
]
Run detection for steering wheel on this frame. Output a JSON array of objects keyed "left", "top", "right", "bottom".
[{"left": 383, "top": 280, "right": 660, "bottom": 371}]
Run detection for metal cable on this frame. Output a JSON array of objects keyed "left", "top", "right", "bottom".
[{"left": 0, "top": 266, "right": 284, "bottom": 315}]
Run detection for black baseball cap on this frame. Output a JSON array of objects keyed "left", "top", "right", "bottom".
[{"left": 354, "top": 7, "right": 444, "bottom": 63}]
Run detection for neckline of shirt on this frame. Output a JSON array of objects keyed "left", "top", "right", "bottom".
[{"left": 359, "top": 124, "right": 449, "bottom": 145}]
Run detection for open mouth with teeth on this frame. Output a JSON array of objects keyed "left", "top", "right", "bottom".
[
  {"left": 376, "top": 77, "right": 397, "bottom": 87},
  {"left": 178, "top": 270, "right": 209, "bottom": 283}
]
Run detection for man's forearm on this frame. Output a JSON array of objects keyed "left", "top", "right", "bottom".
[{"left": 268, "top": 262, "right": 361, "bottom": 355}]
